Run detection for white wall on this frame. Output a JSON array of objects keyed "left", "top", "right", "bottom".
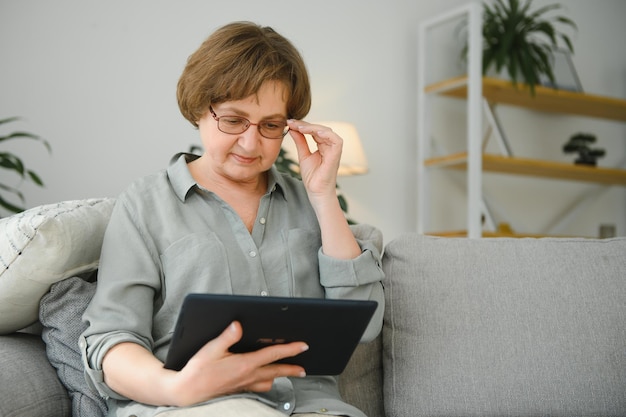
[{"left": 1, "top": 0, "right": 625, "bottom": 243}]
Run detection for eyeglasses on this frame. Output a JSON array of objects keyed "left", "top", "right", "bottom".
[{"left": 209, "top": 107, "right": 289, "bottom": 139}]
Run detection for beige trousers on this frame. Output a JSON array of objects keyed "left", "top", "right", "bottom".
[{"left": 156, "top": 398, "right": 333, "bottom": 417}]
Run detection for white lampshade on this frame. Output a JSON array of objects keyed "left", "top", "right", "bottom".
[{"left": 282, "top": 121, "right": 368, "bottom": 176}]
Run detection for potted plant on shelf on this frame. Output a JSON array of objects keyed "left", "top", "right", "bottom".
[
  {"left": 562, "top": 133, "right": 605, "bottom": 166},
  {"left": 0, "top": 117, "right": 50, "bottom": 215},
  {"left": 461, "top": 0, "right": 577, "bottom": 94}
]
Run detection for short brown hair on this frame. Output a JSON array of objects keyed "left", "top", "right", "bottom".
[{"left": 177, "top": 22, "right": 311, "bottom": 127}]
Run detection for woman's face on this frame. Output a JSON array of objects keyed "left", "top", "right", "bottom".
[{"left": 196, "top": 80, "right": 288, "bottom": 184}]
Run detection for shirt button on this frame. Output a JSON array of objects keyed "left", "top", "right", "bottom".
[
  {"left": 249, "top": 251, "right": 257, "bottom": 257},
  {"left": 283, "top": 403, "right": 291, "bottom": 410},
  {"left": 319, "top": 408, "right": 328, "bottom": 413},
  {"left": 260, "top": 291, "right": 268, "bottom": 296},
  {"left": 259, "top": 217, "right": 266, "bottom": 225}
]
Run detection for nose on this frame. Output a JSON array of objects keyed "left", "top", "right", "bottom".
[{"left": 237, "top": 124, "right": 263, "bottom": 150}]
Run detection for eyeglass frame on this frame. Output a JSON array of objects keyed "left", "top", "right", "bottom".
[{"left": 209, "top": 106, "right": 290, "bottom": 139}]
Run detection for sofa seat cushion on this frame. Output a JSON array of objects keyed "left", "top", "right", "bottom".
[
  {"left": 0, "top": 333, "right": 71, "bottom": 417},
  {"left": 0, "top": 198, "right": 115, "bottom": 334},
  {"left": 382, "top": 235, "right": 626, "bottom": 417}
]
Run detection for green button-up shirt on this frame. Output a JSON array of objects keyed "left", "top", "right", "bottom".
[{"left": 81, "top": 154, "right": 384, "bottom": 417}]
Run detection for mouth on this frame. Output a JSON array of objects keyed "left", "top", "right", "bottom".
[{"left": 231, "top": 153, "right": 258, "bottom": 165}]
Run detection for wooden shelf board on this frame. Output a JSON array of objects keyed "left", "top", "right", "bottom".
[
  {"left": 425, "top": 76, "right": 626, "bottom": 122},
  {"left": 427, "top": 230, "right": 578, "bottom": 238},
  {"left": 428, "top": 223, "right": 580, "bottom": 238},
  {"left": 425, "top": 152, "right": 626, "bottom": 186}
]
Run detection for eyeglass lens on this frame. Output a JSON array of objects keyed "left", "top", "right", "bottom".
[{"left": 218, "top": 116, "right": 288, "bottom": 139}]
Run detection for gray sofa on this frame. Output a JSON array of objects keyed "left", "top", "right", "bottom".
[{"left": 1, "top": 198, "right": 625, "bottom": 417}]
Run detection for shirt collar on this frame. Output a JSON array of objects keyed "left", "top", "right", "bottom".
[
  {"left": 166, "top": 153, "right": 288, "bottom": 202},
  {"left": 167, "top": 153, "right": 200, "bottom": 202},
  {"left": 267, "top": 165, "right": 288, "bottom": 201}
]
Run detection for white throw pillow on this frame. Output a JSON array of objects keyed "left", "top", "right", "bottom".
[{"left": 0, "top": 198, "right": 115, "bottom": 334}]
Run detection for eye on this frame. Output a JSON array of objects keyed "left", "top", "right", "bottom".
[
  {"left": 222, "top": 116, "right": 246, "bottom": 127},
  {"left": 262, "top": 121, "right": 287, "bottom": 131}
]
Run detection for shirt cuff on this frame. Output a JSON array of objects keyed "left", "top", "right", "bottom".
[
  {"left": 80, "top": 333, "right": 151, "bottom": 401},
  {"left": 318, "top": 248, "right": 383, "bottom": 288}
]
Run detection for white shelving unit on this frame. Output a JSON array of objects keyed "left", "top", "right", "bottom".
[
  {"left": 417, "top": 2, "right": 626, "bottom": 238},
  {"left": 417, "top": 2, "right": 483, "bottom": 238}
]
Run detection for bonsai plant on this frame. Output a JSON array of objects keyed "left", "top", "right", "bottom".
[
  {"left": 462, "top": 0, "right": 577, "bottom": 94},
  {"left": 562, "top": 133, "right": 605, "bottom": 166},
  {"left": 0, "top": 117, "right": 50, "bottom": 215}
]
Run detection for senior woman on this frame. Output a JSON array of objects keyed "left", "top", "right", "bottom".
[{"left": 81, "top": 21, "right": 384, "bottom": 417}]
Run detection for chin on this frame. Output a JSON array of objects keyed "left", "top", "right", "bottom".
[{"left": 224, "top": 165, "right": 265, "bottom": 181}]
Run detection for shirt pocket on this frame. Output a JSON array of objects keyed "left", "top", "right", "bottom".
[
  {"left": 159, "top": 232, "right": 233, "bottom": 319},
  {"left": 285, "top": 228, "right": 324, "bottom": 298}
]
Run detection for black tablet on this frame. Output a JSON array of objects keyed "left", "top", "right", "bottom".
[{"left": 164, "top": 293, "right": 378, "bottom": 375}]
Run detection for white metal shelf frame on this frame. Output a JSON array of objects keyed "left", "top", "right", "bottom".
[{"left": 417, "top": 2, "right": 483, "bottom": 237}]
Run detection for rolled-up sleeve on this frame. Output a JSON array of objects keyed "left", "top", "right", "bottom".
[
  {"left": 80, "top": 332, "right": 151, "bottom": 400},
  {"left": 318, "top": 223, "right": 385, "bottom": 342},
  {"left": 81, "top": 194, "right": 161, "bottom": 399}
]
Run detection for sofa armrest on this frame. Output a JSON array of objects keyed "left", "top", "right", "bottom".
[
  {"left": 338, "top": 335, "right": 384, "bottom": 417},
  {"left": 0, "top": 333, "right": 71, "bottom": 417},
  {"left": 382, "top": 235, "right": 626, "bottom": 417}
]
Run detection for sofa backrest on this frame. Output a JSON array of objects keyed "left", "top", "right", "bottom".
[{"left": 381, "top": 234, "right": 626, "bottom": 417}]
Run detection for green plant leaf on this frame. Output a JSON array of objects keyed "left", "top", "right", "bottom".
[
  {"left": 0, "top": 117, "right": 50, "bottom": 215},
  {"left": 0, "top": 117, "right": 20, "bottom": 126},
  {"left": 556, "top": 16, "right": 577, "bottom": 30},
  {"left": 0, "top": 131, "right": 38, "bottom": 142},
  {"left": 513, "top": 47, "right": 535, "bottom": 93},
  {"left": 0, "top": 183, "right": 26, "bottom": 214},
  {"left": 337, "top": 193, "right": 349, "bottom": 213},
  {"left": 0, "top": 152, "right": 26, "bottom": 177},
  {"left": 0, "top": 195, "right": 25, "bottom": 214},
  {"left": 473, "top": 0, "right": 577, "bottom": 95},
  {"left": 531, "top": 21, "right": 558, "bottom": 46},
  {"left": 482, "top": 47, "right": 498, "bottom": 75},
  {"left": 27, "top": 170, "right": 44, "bottom": 186},
  {"left": 527, "top": 3, "right": 561, "bottom": 22},
  {"left": 274, "top": 147, "right": 302, "bottom": 180},
  {"left": 560, "top": 33, "right": 574, "bottom": 53},
  {"left": 531, "top": 43, "right": 553, "bottom": 77},
  {"left": 0, "top": 131, "right": 52, "bottom": 153}
]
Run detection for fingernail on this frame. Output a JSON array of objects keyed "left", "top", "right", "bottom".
[
  {"left": 299, "top": 370, "right": 307, "bottom": 377},
  {"left": 301, "top": 344, "right": 309, "bottom": 352}
]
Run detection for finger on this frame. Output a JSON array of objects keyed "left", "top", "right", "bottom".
[
  {"left": 243, "top": 378, "right": 275, "bottom": 393},
  {"left": 247, "top": 341, "right": 309, "bottom": 368},
  {"left": 244, "top": 363, "right": 307, "bottom": 392},
  {"left": 311, "top": 129, "right": 342, "bottom": 151},
  {"left": 298, "top": 126, "right": 335, "bottom": 145},
  {"left": 301, "top": 126, "right": 342, "bottom": 151},
  {"left": 287, "top": 126, "right": 312, "bottom": 160},
  {"left": 192, "top": 321, "right": 242, "bottom": 361},
  {"left": 287, "top": 120, "right": 341, "bottom": 160},
  {"left": 288, "top": 119, "right": 331, "bottom": 135}
]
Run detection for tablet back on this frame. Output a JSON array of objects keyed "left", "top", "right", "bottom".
[{"left": 164, "top": 293, "right": 377, "bottom": 375}]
